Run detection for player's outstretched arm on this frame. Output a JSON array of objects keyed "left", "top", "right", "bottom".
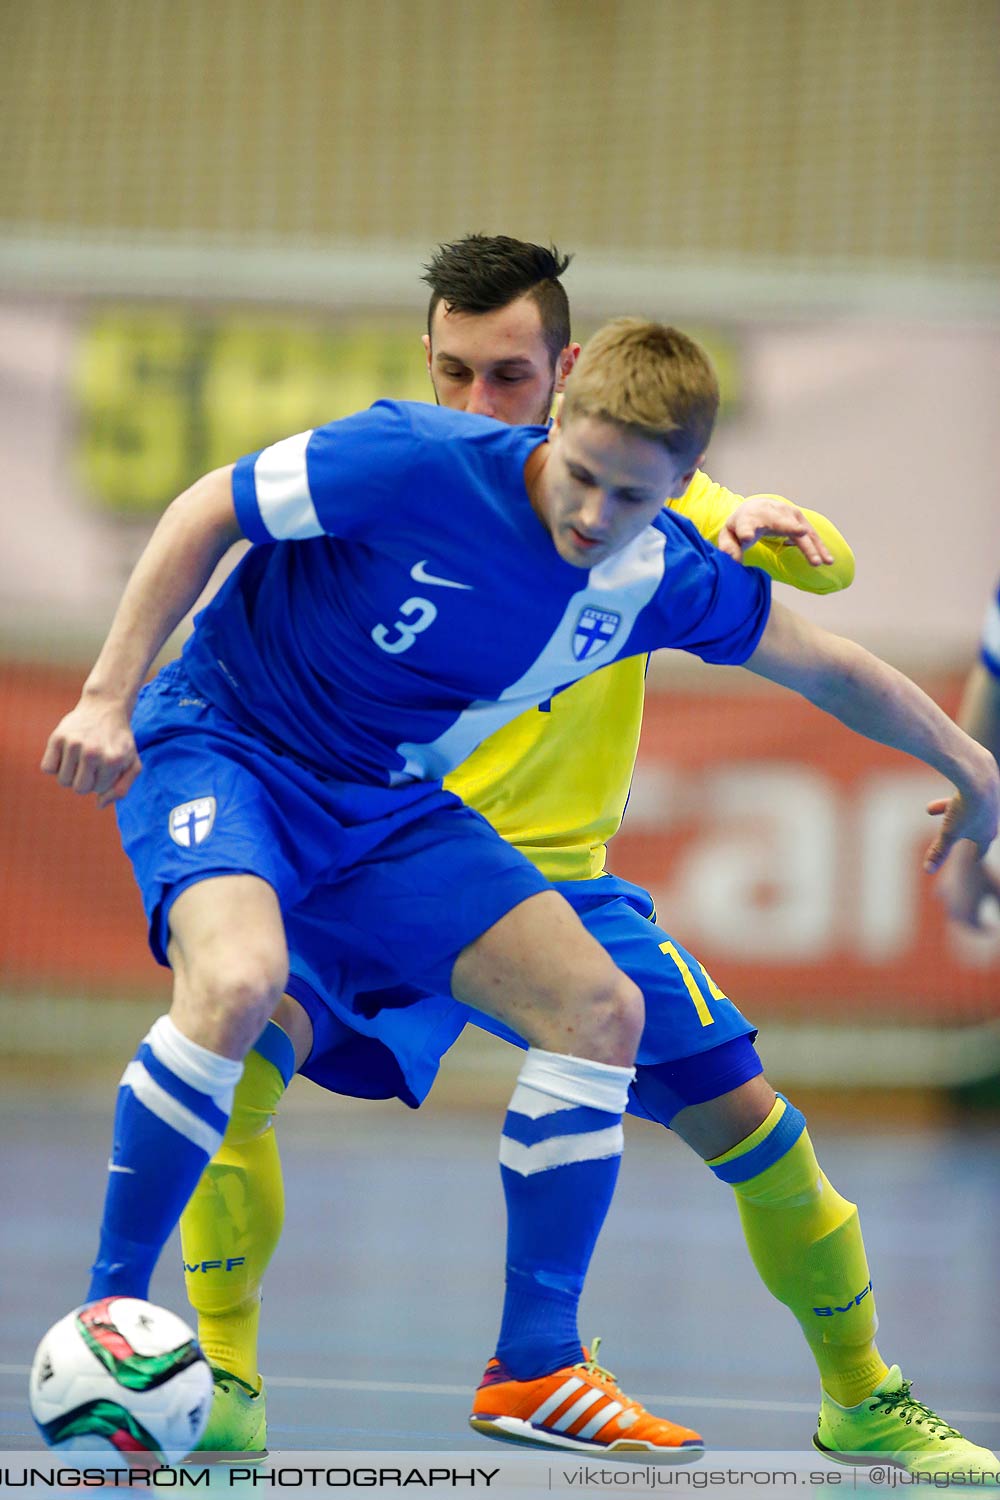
[
  {"left": 743, "top": 600, "right": 1000, "bottom": 873},
  {"left": 41, "top": 466, "right": 243, "bottom": 808},
  {"left": 671, "top": 478, "right": 854, "bottom": 594},
  {"left": 935, "top": 662, "right": 1000, "bottom": 927},
  {"left": 717, "top": 497, "right": 855, "bottom": 593}
]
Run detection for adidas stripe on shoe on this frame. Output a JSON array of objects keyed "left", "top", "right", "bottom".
[{"left": 469, "top": 1339, "right": 703, "bottom": 1461}]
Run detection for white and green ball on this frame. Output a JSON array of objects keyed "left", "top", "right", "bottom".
[{"left": 30, "top": 1298, "right": 212, "bottom": 1464}]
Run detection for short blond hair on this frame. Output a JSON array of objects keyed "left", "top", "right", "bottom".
[{"left": 562, "top": 317, "right": 719, "bottom": 466}]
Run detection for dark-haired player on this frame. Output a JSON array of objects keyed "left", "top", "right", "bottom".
[{"left": 43, "top": 289, "right": 999, "bottom": 1475}]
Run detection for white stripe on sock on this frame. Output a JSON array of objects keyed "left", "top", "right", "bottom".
[
  {"left": 121, "top": 1060, "right": 225, "bottom": 1158},
  {"left": 499, "top": 1124, "right": 624, "bottom": 1177},
  {"left": 146, "top": 1015, "right": 242, "bottom": 1111},
  {"left": 507, "top": 1084, "right": 578, "bottom": 1120},
  {"left": 519, "top": 1048, "right": 633, "bottom": 1114}
]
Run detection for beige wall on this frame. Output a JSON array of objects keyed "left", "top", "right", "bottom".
[{"left": 4, "top": 0, "right": 997, "bottom": 280}]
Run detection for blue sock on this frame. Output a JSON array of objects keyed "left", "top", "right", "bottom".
[
  {"left": 88, "top": 1016, "right": 243, "bottom": 1302},
  {"left": 495, "top": 1048, "right": 633, "bottom": 1380}
]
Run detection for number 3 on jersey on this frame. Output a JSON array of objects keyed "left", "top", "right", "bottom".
[{"left": 372, "top": 596, "right": 438, "bottom": 655}]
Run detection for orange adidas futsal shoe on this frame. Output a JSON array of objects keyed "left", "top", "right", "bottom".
[{"left": 468, "top": 1338, "right": 704, "bottom": 1460}]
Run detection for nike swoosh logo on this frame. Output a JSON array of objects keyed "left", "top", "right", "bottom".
[
  {"left": 410, "top": 560, "right": 473, "bottom": 591},
  {"left": 108, "top": 1163, "right": 136, "bottom": 1175}
]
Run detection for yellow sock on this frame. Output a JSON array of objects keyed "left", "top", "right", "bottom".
[
  {"left": 180, "top": 1021, "right": 293, "bottom": 1388},
  {"left": 710, "top": 1097, "right": 889, "bottom": 1408}
]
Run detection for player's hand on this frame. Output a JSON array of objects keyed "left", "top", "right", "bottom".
[
  {"left": 933, "top": 837, "right": 1000, "bottom": 928},
  {"left": 717, "top": 498, "right": 835, "bottom": 568},
  {"left": 40, "top": 694, "right": 142, "bottom": 809},
  {"left": 924, "top": 762, "right": 1000, "bottom": 874}
]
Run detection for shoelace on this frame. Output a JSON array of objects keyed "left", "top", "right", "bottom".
[
  {"left": 211, "top": 1366, "right": 259, "bottom": 1399},
  {"left": 575, "top": 1336, "right": 632, "bottom": 1401},
  {"left": 869, "top": 1380, "right": 962, "bottom": 1439}
]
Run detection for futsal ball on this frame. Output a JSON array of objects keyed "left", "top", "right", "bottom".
[{"left": 29, "top": 1297, "right": 212, "bottom": 1464}]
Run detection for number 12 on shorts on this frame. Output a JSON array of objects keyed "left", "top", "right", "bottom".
[{"left": 659, "top": 940, "right": 727, "bottom": 1027}]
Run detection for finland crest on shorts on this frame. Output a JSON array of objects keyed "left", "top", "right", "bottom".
[
  {"left": 573, "top": 606, "right": 621, "bottom": 660},
  {"left": 169, "top": 797, "right": 216, "bottom": 848}
]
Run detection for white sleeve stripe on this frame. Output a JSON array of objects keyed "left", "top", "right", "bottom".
[{"left": 254, "top": 429, "right": 321, "bottom": 539}]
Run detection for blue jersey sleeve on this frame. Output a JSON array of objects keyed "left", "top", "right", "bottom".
[
  {"left": 646, "top": 509, "right": 772, "bottom": 664},
  {"left": 231, "top": 401, "right": 418, "bottom": 544},
  {"left": 980, "top": 578, "right": 1000, "bottom": 678}
]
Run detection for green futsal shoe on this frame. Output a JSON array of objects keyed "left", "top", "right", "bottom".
[
  {"left": 814, "top": 1365, "right": 999, "bottom": 1481},
  {"left": 193, "top": 1367, "right": 267, "bottom": 1459}
]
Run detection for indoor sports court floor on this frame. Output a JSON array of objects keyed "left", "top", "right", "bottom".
[{"left": 2, "top": 1069, "right": 999, "bottom": 1461}]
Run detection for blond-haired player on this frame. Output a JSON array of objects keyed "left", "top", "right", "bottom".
[
  {"left": 177, "top": 241, "right": 999, "bottom": 1475},
  {"left": 44, "top": 256, "right": 999, "bottom": 1476}
]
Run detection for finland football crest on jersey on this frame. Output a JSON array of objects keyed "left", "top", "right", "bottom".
[
  {"left": 573, "top": 607, "right": 621, "bottom": 661},
  {"left": 169, "top": 797, "right": 216, "bottom": 848}
]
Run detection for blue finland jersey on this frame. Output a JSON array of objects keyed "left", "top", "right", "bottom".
[
  {"left": 180, "top": 401, "right": 771, "bottom": 786},
  {"left": 981, "top": 578, "right": 1000, "bottom": 679}
]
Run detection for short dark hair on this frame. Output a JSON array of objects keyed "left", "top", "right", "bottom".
[{"left": 422, "top": 234, "right": 573, "bottom": 362}]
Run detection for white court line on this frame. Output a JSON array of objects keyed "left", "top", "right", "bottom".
[
  {"left": 265, "top": 1378, "right": 818, "bottom": 1414},
  {"left": 1, "top": 1364, "right": 997, "bottom": 1424}
]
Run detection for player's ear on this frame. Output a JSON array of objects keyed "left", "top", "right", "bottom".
[
  {"left": 554, "top": 344, "right": 581, "bottom": 394},
  {"left": 677, "top": 455, "right": 704, "bottom": 492},
  {"left": 421, "top": 333, "right": 432, "bottom": 373},
  {"left": 665, "top": 457, "right": 702, "bottom": 500}
]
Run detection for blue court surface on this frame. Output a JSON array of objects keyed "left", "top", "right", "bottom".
[{"left": 2, "top": 1068, "right": 998, "bottom": 1475}]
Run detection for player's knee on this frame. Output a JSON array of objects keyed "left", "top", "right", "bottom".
[
  {"left": 182, "top": 945, "right": 288, "bottom": 1045},
  {"left": 576, "top": 969, "right": 644, "bottom": 1064}
]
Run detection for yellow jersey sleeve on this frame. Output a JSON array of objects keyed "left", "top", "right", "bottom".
[
  {"left": 671, "top": 471, "right": 855, "bottom": 594},
  {"left": 445, "top": 471, "right": 854, "bottom": 881}
]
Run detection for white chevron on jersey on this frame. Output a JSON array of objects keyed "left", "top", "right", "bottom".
[{"left": 393, "top": 527, "right": 668, "bottom": 782}]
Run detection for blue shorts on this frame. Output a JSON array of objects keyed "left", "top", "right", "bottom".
[
  {"left": 117, "top": 662, "right": 549, "bottom": 1006},
  {"left": 295, "top": 870, "right": 760, "bottom": 1118}
]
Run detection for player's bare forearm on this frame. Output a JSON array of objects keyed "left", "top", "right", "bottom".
[
  {"left": 41, "top": 466, "right": 242, "bottom": 804},
  {"left": 744, "top": 601, "right": 1000, "bottom": 866},
  {"left": 934, "top": 664, "right": 1000, "bottom": 926},
  {"left": 82, "top": 466, "right": 242, "bottom": 710}
]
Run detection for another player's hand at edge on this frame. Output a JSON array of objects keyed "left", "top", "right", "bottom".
[
  {"left": 924, "top": 754, "right": 1000, "bottom": 877},
  {"left": 717, "top": 498, "right": 835, "bottom": 568},
  {"left": 41, "top": 692, "right": 142, "bottom": 809}
]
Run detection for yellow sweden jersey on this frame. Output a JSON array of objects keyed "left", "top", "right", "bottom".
[{"left": 444, "top": 471, "right": 855, "bottom": 881}]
